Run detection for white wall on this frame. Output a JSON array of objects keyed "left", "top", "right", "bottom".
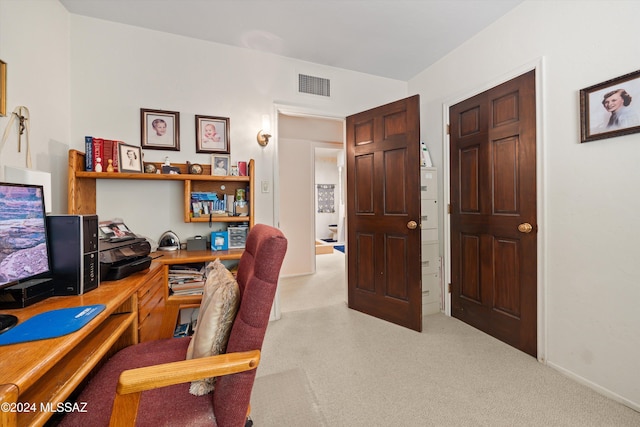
[
  {"left": 68, "top": 15, "right": 407, "bottom": 243},
  {"left": 278, "top": 137, "right": 314, "bottom": 276},
  {"left": 409, "top": 0, "right": 640, "bottom": 410},
  {"left": 0, "top": 0, "right": 70, "bottom": 214}
]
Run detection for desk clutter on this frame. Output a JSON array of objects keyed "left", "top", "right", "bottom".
[
  {"left": 190, "top": 187, "right": 250, "bottom": 218},
  {"left": 0, "top": 208, "right": 151, "bottom": 310},
  {"left": 168, "top": 260, "right": 239, "bottom": 298},
  {"left": 168, "top": 264, "right": 206, "bottom": 296}
]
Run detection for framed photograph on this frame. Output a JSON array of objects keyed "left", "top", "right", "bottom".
[
  {"left": 118, "top": 143, "right": 143, "bottom": 173},
  {"left": 195, "top": 115, "right": 230, "bottom": 154},
  {"left": 141, "top": 108, "right": 180, "bottom": 150},
  {"left": 211, "top": 154, "right": 230, "bottom": 176},
  {"left": 580, "top": 69, "right": 640, "bottom": 142},
  {"left": 0, "top": 59, "right": 6, "bottom": 117}
]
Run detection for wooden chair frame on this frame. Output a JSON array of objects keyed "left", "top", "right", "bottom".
[{"left": 109, "top": 350, "right": 259, "bottom": 426}]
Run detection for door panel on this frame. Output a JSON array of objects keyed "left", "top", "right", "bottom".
[
  {"left": 450, "top": 71, "right": 537, "bottom": 356},
  {"left": 347, "top": 95, "right": 422, "bottom": 332}
]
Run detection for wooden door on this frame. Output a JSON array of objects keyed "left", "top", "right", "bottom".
[
  {"left": 346, "top": 95, "right": 422, "bottom": 332},
  {"left": 450, "top": 70, "right": 537, "bottom": 356}
]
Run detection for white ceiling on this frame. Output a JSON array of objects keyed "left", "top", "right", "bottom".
[{"left": 59, "top": 0, "right": 523, "bottom": 81}]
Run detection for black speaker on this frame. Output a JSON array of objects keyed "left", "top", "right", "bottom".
[{"left": 46, "top": 214, "right": 99, "bottom": 295}]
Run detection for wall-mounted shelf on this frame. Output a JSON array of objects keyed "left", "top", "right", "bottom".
[{"left": 67, "top": 149, "right": 254, "bottom": 227}]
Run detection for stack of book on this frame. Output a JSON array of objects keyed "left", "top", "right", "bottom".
[
  {"left": 168, "top": 264, "right": 206, "bottom": 296},
  {"left": 84, "top": 136, "right": 124, "bottom": 172}
]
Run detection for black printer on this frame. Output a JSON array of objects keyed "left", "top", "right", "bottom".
[
  {"left": 99, "top": 237, "right": 151, "bottom": 281},
  {"left": 97, "top": 221, "right": 152, "bottom": 281}
]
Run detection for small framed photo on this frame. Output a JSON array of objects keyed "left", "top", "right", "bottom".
[
  {"left": 118, "top": 143, "right": 143, "bottom": 173},
  {"left": 211, "top": 154, "right": 230, "bottom": 176},
  {"left": 196, "top": 115, "right": 230, "bottom": 154},
  {"left": 580, "top": 69, "right": 640, "bottom": 143},
  {"left": 141, "top": 108, "right": 180, "bottom": 150}
]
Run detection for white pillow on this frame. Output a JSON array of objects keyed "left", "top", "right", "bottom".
[{"left": 186, "top": 258, "right": 240, "bottom": 395}]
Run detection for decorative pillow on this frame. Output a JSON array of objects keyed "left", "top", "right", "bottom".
[{"left": 186, "top": 258, "right": 240, "bottom": 395}]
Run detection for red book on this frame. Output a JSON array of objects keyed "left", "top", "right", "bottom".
[
  {"left": 112, "top": 141, "right": 122, "bottom": 172},
  {"left": 92, "top": 138, "right": 104, "bottom": 172},
  {"left": 102, "top": 140, "right": 114, "bottom": 172}
]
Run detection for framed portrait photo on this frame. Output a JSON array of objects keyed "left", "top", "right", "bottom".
[
  {"left": 196, "top": 115, "right": 230, "bottom": 154},
  {"left": 118, "top": 143, "right": 143, "bottom": 173},
  {"left": 141, "top": 108, "right": 180, "bottom": 150},
  {"left": 580, "top": 69, "right": 640, "bottom": 143},
  {"left": 211, "top": 154, "right": 230, "bottom": 176}
]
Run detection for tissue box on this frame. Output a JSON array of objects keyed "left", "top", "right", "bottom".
[{"left": 211, "top": 231, "right": 228, "bottom": 251}]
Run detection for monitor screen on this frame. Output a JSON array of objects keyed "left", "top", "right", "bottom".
[{"left": 0, "top": 182, "right": 51, "bottom": 290}]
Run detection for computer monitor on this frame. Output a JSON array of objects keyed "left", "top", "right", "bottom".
[{"left": 0, "top": 182, "right": 52, "bottom": 332}]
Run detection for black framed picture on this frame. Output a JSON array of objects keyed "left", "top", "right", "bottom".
[
  {"left": 196, "top": 115, "right": 230, "bottom": 154},
  {"left": 118, "top": 143, "right": 143, "bottom": 173},
  {"left": 580, "top": 69, "right": 640, "bottom": 142},
  {"left": 141, "top": 108, "right": 180, "bottom": 150}
]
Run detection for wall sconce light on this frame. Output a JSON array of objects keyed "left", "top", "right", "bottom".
[{"left": 257, "top": 114, "right": 271, "bottom": 147}]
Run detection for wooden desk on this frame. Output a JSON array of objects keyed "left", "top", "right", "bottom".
[
  {"left": 0, "top": 250, "right": 237, "bottom": 427},
  {"left": 0, "top": 262, "right": 162, "bottom": 427}
]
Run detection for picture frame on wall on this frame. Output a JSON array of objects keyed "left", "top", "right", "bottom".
[
  {"left": 196, "top": 115, "right": 230, "bottom": 154},
  {"left": 141, "top": 108, "right": 180, "bottom": 150},
  {"left": 579, "top": 69, "right": 640, "bottom": 143},
  {"left": 118, "top": 143, "right": 143, "bottom": 173},
  {"left": 0, "top": 60, "right": 6, "bottom": 117},
  {"left": 211, "top": 154, "right": 230, "bottom": 176}
]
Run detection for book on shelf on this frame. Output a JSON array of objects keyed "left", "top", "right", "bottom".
[
  {"left": 190, "top": 192, "right": 227, "bottom": 217},
  {"left": 102, "top": 139, "right": 115, "bottom": 172},
  {"left": 170, "top": 281, "right": 205, "bottom": 290},
  {"left": 84, "top": 137, "right": 122, "bottom": 172},
  {"left": 84, "top": 136, "right": 94, "bottom": 171},
  {"left": 171, "top": 288, "right": 204, "bottom": 296},
  {"left": 92, "top": 137, "right": 104, "bottom": 171},
  {"left": 111, "top": 140, "right": 121, "bottom": 172},
  {"left": 168, "top": 264, "right": 206, "bottom": 295}
]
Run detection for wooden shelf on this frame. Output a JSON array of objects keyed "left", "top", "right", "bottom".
[
  {"left": 67, "top": 149, "right": 254, "bottom": 227},
  {"left": 74, "top": 171, "right": 250, "bottom": 182}
]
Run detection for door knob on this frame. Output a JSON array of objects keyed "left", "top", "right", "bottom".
[
  {"left": 407, "top": 221, "right": 417, "bottom": 230},
  {"left": 518, "top": 223, "right": 533, "bottom": 233}
]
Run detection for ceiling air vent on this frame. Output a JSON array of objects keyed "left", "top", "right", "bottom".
[{"left": 299, "top": 74, "right": 330, "bottom": 97}]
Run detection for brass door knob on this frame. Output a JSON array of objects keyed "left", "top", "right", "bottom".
[
  {"left": 518, "top": 223, "right": 533, "bottom": 233},
  {"left": 407, "top": 220, "right": 418, "bottom": 230}
]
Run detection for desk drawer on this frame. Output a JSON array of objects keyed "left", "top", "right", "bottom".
[
  {"left": 138, "top": 273, "right": 161, "bottom": 306},
  {"left": 138, "top": 270, "right": 165, "bottom": 342}
]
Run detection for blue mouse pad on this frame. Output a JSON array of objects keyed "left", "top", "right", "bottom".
[{"left": 0, "top": 304, "right": 105, "bottom": 346}]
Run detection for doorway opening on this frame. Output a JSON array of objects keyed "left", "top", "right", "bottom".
[{"left": 276, "top": 109, "right": 347, "bottom": 313}]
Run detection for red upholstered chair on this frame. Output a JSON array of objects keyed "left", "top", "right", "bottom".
[{"left": 60, "top": 224, "right": 287, "bottom": 427}]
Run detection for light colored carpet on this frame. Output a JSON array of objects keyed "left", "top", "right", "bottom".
[
  {"left": 254, "top": 305, "right": 640, "bottom": 426},
  {"left": 250, "top": 368, "right": 326, "bottom": 426},
  {"left": 278, "top": 251, "right": 346, "bottom": 313}
]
